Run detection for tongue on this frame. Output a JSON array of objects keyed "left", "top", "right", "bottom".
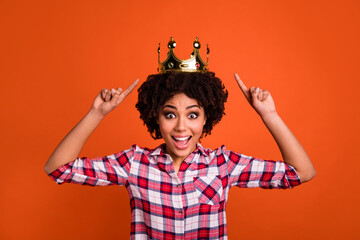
[
  {"left": 173, "top": 137, "right": 190, "bottom": 149},
  {"left": 176, "top": 139, "right": 188, "bottom": 146}
]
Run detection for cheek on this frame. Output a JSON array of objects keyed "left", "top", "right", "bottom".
[
  {"left": 158, "top": 119, "right": 171, "bottom": 134},
  {"left": 193, "top": 122, "right": 205, "bottom": 135},
  {"left": 198, "top": 116, "right": 207, "bottom": 133}
]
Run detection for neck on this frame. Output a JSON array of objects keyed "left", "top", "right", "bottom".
[{"left": 165, "top": 148, "right": 186, "bottom": 165}]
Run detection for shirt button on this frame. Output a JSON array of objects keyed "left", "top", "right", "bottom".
[
  {"left": 177, "top": 184, "right": 181, "bottom": 188},
  {"left": 179, "top": 210, "right": 183, "bottom": 214}
]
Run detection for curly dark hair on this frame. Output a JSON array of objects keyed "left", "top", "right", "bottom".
[{"left": 136, "top": 71, "right": 228, "bottom": 139}]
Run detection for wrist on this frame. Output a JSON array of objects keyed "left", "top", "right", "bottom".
[
  {"left": 88, "top": 107, "right": 106, "bottom": 121},
  {"left": 260, "top": 111, "right": 280, "bottom": 123}
]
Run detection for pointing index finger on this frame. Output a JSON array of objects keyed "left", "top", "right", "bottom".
[
  {"left": 234, "top": 73, "right": 250, "bottom": 100},
  {"left": 121, "top": 78, "right": 140, "bottom": 98}
]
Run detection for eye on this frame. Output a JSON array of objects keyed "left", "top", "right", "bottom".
[
  {"left": 164, "top": 112, "right": 176, "bottom": 119},
  {"left": 188, "top": 113, "right": 198, "bottom": 119}
]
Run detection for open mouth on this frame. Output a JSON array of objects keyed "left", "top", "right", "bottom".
[{"left": 171, "top": 136, "right": 192, "bottom": 149}]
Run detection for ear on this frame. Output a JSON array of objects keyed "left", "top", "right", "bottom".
[{"left": 203, "top": 116, "right": 206, "bottom": 126}]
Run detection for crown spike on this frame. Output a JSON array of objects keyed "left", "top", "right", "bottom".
[
  {"left": 158, "top": 37, "right": 209, "bottom": 73},
  {"left": 168, "top": 37, "right": 176, "bottom": 49}
]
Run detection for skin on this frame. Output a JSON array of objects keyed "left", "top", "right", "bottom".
[
  {"left": 44, "top": 79, "right": 139, "bottom": 174},
  {"left": 234, "top": 73, "right": 316, "bottom": 182},
  {"left": 44, "top": 74, "right": 316, "bottom": 183},
  {"left": 157, "top": 93, "right": 206, "bottom": 173}
]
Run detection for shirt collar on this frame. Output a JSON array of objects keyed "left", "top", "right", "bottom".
[
  {"left": 149, "top": 143, "right": 166, "bottom": 157},
  {"left": 192, "top": 143, "right": 208, "bottom": 157}
]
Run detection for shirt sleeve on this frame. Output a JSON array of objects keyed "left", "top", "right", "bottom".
[
  {"left": 222, "top": 147, "right": 301, "bottom": 189},
  {"left": 48, "top": 145, "right": 136, "bottom": 186}
]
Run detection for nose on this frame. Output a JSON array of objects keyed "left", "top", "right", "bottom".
[{"left": 175, "top": 116, "right": 186, "bottom": 131}]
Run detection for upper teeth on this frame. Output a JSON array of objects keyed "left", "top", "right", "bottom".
[{"left": 174, "top": 137, "right": 189, "bottom": 141}]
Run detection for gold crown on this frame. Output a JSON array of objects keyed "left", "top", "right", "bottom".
[{"left": 158, "top": 37, "right": 209, "bottom": 73}]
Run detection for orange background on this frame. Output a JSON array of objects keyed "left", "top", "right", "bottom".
[{"left": 1, "top": 0, "right": 359, "bottom": 239}]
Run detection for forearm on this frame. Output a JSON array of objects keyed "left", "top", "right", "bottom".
[
  {"left": 261, "top": 112, "right": 316, "bottom": 183},
  {"left": 44, "top": 108, "right": 104, "bottom": 174}
]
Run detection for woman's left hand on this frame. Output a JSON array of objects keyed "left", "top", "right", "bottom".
[{"left": 234, "top": 73, "right": 277, "bottom": 119}]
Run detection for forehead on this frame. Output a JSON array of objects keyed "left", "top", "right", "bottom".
[{"left": 163, "top": 93, "right": 200, "bottom": 108}]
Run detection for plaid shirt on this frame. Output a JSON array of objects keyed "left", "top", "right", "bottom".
[{"left": 49, "top": 143, "right": 301, "bottom": 239}]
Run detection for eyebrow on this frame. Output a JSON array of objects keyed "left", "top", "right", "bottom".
[{"left": 162, "top": 105, "right": 201, "bottom": 110}]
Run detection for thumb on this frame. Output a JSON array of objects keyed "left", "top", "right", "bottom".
[
  {"left": 109, "top": 88, "right": 122, "bottom": 108},
  {"left": 250, "top": 87, "right": 260, "bottom": 104}
]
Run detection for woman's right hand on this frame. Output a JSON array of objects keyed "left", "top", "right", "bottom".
[{"left": 91, "top": 79, "right": 140, "bottom": 117}]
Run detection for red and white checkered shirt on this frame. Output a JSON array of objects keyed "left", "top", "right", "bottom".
[{"left": 49, "top": 143, "right": 301, "bottom": 239}]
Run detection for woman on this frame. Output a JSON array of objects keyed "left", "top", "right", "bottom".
[{"left": 45, "top": 71, "right": 315, "bottom": 239}]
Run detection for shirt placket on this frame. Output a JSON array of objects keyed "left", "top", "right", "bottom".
[{"left": 167, "top": 159, "right": 185, "bottom": 239}]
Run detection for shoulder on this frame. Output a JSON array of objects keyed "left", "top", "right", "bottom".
[
  {"left": 119, "top": 144, "right": 155, "bottom": 157},
  {"left": 198, "top": 144, "right": 233, "bottom": 157},
  {"left": 196, "top": 144, "right": 230, "bottom": 164},
  {"left": 121, "top": 144, "right": 165, "bottom": 160},
  {"left": 198, "top": 144, "right": 254, "bottom": 164}
]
